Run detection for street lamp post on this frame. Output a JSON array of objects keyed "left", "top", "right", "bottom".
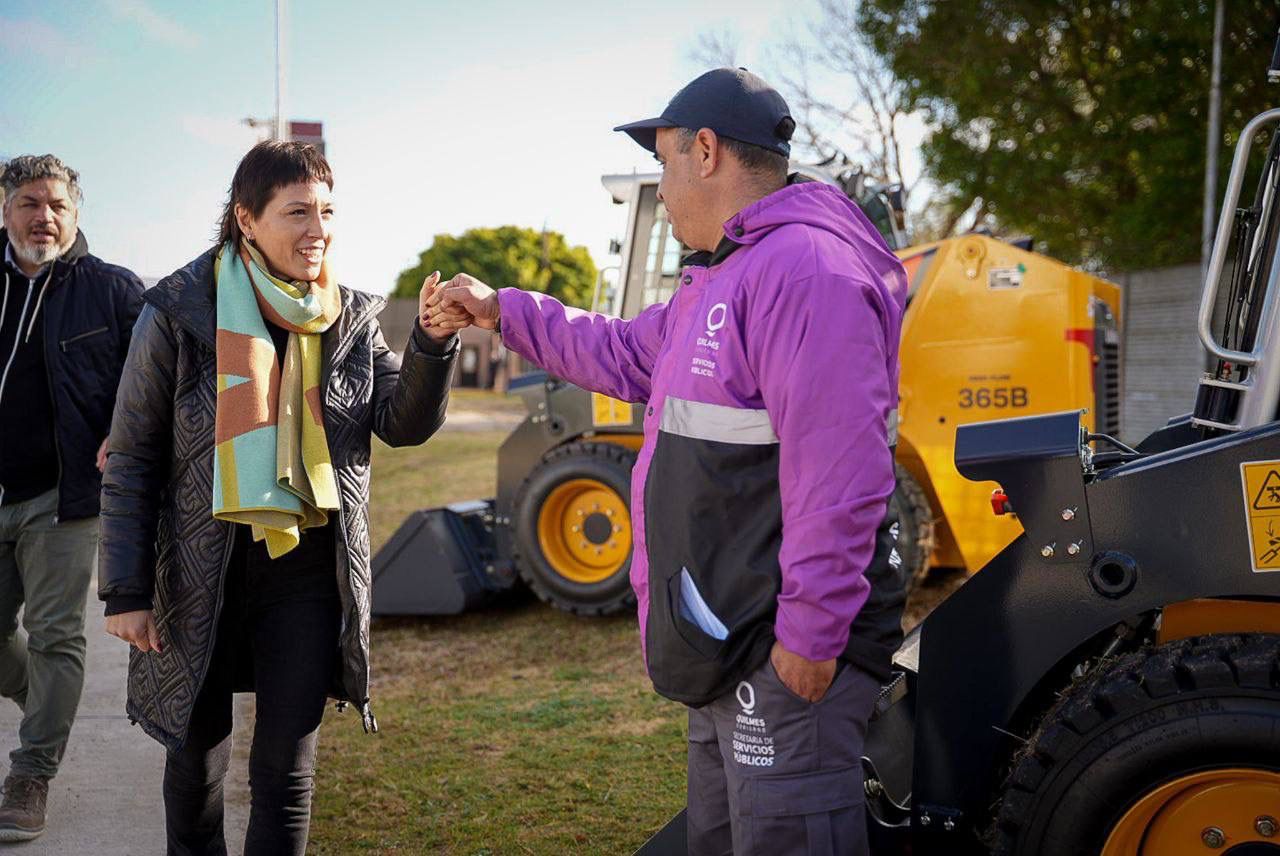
[{"left": 274, "top": 0, "right": 289, "bottom": 142}]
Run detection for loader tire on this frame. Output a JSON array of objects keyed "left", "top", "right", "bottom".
[
  {"left": 990, "top": 633, "right": 1280, "bottom": 856},
  {"left": 513, "top": 441, "right": 638, "bottom": 616},
  {"left": 893, "top": 463, "right": 935, "bottom": 589}
]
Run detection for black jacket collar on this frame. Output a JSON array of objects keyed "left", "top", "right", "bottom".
[
  {"left": 1, "top": 228, "right": 90, "bottom": 280},
  {"left": 682, "top": 235, "right": 742, "bottom": 269}
]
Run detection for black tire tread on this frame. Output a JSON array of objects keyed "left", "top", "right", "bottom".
[
  {"left": 989, "top": 633, "right": 1280, "bottom": 855},
  {"left": 512, "top": 440, "right": 638, "bottom": 617},
  {"left": 894, "top": 462, "right": 937, "bottom": 588}
]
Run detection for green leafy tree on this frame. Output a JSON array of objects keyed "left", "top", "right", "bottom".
[
  {"left": 393, "top": 226, "right": 597, "bottom": 308},
  {"left": 858, "top": 0, "right": 1276, "bottom": 269}
]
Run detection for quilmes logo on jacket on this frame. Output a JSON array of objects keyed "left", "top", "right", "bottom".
[
  {"left": 693, "top": 302, "right": 729, "bottom": 378},
  {"left": 705, "top": 302, "right": 728, "bottom": 338}
]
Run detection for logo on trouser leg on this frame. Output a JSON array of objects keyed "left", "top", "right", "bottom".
[
  {"left": 736, "top": 681, "right": 755, "bottom": 715},
  {"left": 732, "top": 681, "right": 774, "bottom": 767}
]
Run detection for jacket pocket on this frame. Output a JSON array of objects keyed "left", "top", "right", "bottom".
[
  {"left": 60, "top": 326, "right": 109, "bottom": 351},
  {"left": 737, "top": 765, "right": 865, "bottom": 856},
  {"left": 667, "top": 569, "right": 728, "bottom": 659},
  {"left": 765, "top": 657, "right": 815, "bottom": 707}
]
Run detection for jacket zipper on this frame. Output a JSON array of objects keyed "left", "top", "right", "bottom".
[
  {"left": 641, "top": 273, "right": 701, "bottom": 665},
  {"left": 325, "top": 302, "right": 380, "bottom": 731},
  {"left": 42, "top": 304, "right": 64, "bottom": 524},
  {"left": 323, "top": 301, "right": 380, "bottom": 389},
  {"left": 326, "top": 499, "right": 376, "bottom": 731},
  {"left": 59, "top": 325, "right": 108, "bottom": 351}
]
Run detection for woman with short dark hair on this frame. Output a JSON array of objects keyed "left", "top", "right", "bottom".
[{"left": 98, "top": 140, "right": 467, "bottom": 854}]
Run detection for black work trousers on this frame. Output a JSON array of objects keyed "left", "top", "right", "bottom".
[{"left": 163, "top": 526, "right": 341, "bottom": 856}]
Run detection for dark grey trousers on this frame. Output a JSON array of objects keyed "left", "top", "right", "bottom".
[
  {"left": 0, "top": 489, "right": 98, "bottom": 779},
  {"left": 686, "top": 657, "right": 880, "bottom": 856}
]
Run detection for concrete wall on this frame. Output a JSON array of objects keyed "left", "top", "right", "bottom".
[
  {"left": 1118, "top": 263, "right": 1207, "bottom": 443},
  {"left": 377, "top": 297, "right": 421, "bottom": 354}
]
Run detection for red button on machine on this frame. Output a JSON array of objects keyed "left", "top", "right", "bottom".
[{"left": 990, "top": 489, "right": 1012, "bottom": 516}]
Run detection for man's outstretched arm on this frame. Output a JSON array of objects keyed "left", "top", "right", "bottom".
[{"left": 430, "top": 274, "right": 668, "bottom": 403}]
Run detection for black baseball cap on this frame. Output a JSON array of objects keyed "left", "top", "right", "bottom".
[{"left": 614, "top": 67, "right": 795, "bottom": 157}]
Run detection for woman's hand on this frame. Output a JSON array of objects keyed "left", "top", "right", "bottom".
[
  {"left": 430, "top": 273, "right": 500, "bottom": 331},
  {"left": 418, "top": 271, "right": 471, "bottom": 340},
  {"left": 106, "top": 610, "right": 163, "bottom": 653}
]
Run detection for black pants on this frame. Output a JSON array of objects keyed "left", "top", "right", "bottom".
[{"left": 164, "top": 526, "right": 341, "bottom": 856}]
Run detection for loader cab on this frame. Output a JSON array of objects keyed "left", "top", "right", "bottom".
[{"left": 596, "top": 177, "right": 681, "bottom": 319}]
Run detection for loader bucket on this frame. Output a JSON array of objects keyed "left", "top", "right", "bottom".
[
  {"left": 370, "top": 500, "right": 513, "bottom": 615},
  {"left": 634, "top": 809, "right": 685, "bottom": 855}
]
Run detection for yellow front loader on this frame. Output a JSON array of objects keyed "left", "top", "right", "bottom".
[{"left": 895, "top": 235, "right": 1121, "bottom": 578}]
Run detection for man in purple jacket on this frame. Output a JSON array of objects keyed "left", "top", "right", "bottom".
[{"left": 430, "top": 68, "right": 909, "bottom": 855}]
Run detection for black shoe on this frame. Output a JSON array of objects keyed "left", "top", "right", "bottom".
[{"left": 0, "top": 775, "right": 47, "bottom": 842}]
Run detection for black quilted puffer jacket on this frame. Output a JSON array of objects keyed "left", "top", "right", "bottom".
[{"left": 97, "top": 247, "right": 456, "bottom": 750}]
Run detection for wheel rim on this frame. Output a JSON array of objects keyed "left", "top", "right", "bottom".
[
  {"left": 536, "top": 478, "right": 631, "bottom": 584},
  {"left": 1102, "top": 769, "right": 1280, "bottom": 855}
]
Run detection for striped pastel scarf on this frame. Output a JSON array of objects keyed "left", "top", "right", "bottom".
[{"left": 213, "top": 240, "right": 343, "bottom": 557}]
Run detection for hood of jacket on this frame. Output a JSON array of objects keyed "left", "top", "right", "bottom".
[{"left": 720, "top": 181, "right": 908, "bottom": 301}]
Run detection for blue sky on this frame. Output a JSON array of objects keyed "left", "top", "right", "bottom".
[{"left": 1, "top": 0, "right": 812, "bottom": 293}]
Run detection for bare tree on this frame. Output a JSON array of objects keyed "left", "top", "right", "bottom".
[
  {"left": 687, "top": 27, "right": 740, "bottom": 68},
  {"left": 690, "top": 1, "right": 977, "bottom": 242},
  {"left": 776, "top": 0, "right": 917, "bottom": 202}
]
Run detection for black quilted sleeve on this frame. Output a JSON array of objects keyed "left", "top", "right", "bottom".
[
  {"left": 98, "top": 303, "right": 178, "bottom": 606},
  {"left": 369, "top": 319, "right": 457, "bottom": 447}
]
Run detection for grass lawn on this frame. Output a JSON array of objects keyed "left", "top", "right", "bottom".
[
  {"left": 308, "top": 391, "right": 962, "bottom": 854},
  {"left": 309, "top": 409, "right": 688, "bottom": 854}
]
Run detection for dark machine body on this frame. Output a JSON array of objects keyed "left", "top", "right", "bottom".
[{"left": 881, "top": 413, "right": 1280, "bottom": 852}]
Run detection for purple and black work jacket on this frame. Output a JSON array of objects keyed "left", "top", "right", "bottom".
[{"left": 499, "top": 181, "right": 908, "bottom": 705}]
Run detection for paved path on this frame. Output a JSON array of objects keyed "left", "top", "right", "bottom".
[
  {"left": 0, "top": 577, "right": 250, "bottom": 855},
  {"left": 439, "top": 407, "right": 524, "bottom": 432}
]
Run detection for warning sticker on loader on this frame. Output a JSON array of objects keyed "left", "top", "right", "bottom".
[
  {"left": 988, "top": 264, "right": 1025, "bottom": 289},
  {"left": 1240, "top": 460, "right": 1280, "bottom": 572},
  {"left": 592, "top": 393, "right": 634, "bottom": 427}
]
